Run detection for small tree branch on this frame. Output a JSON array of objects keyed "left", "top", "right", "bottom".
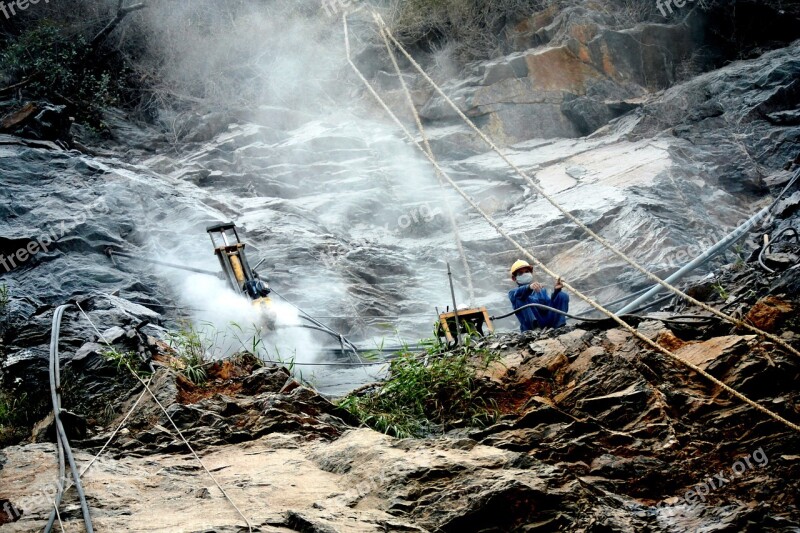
[
  {"left": 90, "top": 2, "right": 147, "bottom": 51},
  {"left": 0, "top": 74, "right": 37, "bottom": 94}
]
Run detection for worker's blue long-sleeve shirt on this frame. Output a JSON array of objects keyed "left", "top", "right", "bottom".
[{"left": 508, "top": 285, "right": 569, "bottom": 332}]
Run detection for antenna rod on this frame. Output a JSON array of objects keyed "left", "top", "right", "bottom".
[{"left": 447, "top": 262, "right": 462, "bottom": 345}]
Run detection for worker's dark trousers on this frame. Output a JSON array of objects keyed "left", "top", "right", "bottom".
[{"left": 539, "top": 291, "right": 569, "bottom": 329}]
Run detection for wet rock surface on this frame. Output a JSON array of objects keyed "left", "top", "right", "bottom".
[
  {"left": 1, "top": 38, "right": 798, "bottom": 373},
  {"left": 1, "top": 2, "right": 800, "bottom": 531}
]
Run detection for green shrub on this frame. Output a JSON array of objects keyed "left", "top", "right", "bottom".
[
  {"left": 0, "top": 386, "right": 51, "bottom": 446},
  {"left": 0, "top": 283, "right": 9, "bottom": 340},
  {"left": 102, "top": 347, "right": 142, "bottom": 373},
  {"left": 339, "top": 335, "right": 499, "bottom": 438},
  {"left": 167, "top": 322, "right": 214, "bottom": 385},
  {"left": 0, "top": 21, "right": 127, "bottom": 119},
  {"left": 0, "top": 390, "right": 27, "bottom": 427}
]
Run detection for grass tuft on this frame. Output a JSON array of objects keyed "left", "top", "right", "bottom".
[{"left": 339, "top": 331, "right": 500, "bottom": 438}]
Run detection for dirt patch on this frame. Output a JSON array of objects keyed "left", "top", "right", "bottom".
[
  {"left": 493, "top": 378, "right": 554, "bottom": 415},
  {"left": 176, "top": 376, "right": 244, "bottom": 405},
  {"left": 175, "top": 354, "right": 263, "bottom": 405},
  {"left": 656, "top": 330, "right": 686, "bottom": 351}
]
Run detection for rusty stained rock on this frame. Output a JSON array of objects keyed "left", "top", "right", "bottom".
[
  {"left": 745, "top": 296, "right": 794, "bottom": 332},
  {"left": 0, "top": 102, "right": 38, "bottom": 131}
]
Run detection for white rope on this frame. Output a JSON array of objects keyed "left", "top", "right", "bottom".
[
  {"left": 376, "top": 19, "right": 476, "bottom": 306},
  {"left": 75, "top": 303, "right": 255, "bottom": 532},
  {"left": 47, "top": 500, "right": 66, "bottom": 532},
  {"left": 45, "top": 378, "right": 151, "bottom": 533},
  {"left": 344, "top": 15, "right": 800, "bottom": 434},
  {"left": 372, "top": 13, "right": 800, "bottom": 361},
  {"left": 80, "top": 382, "right": 151, "bottom": 477}
]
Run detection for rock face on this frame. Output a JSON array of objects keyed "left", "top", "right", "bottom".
[
  {"left": 1, "top": 3, "right": 800, "bottom": 530},
  {"left": 1, "top": 259, "right": 799, "bottom": 531},
  {"left": 109, "top": 360, "right": 357, "bottom": 454},
  {"left": 2, "top": 33, "right": 799, "bottom": 381},
  {"left": 398, "top": 1, "right": 800, "bottom": 143},
  {"left": 413, "top": 7, "right": 707, "bottom": 142}
]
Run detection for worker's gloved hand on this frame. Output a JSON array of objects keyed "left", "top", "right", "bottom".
[{"left": 529, "top": 282, "right": 543, "bottom": 292}]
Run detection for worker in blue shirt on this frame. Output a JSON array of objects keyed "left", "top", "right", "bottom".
[{"left": 508, "top": 260, "right": 569, "bottom": 332}]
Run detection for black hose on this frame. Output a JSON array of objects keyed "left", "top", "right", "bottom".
[
  {"left": 758, "top": 227, "right": 799, "bottom": 273},
  {"left": 490, "top": 302, "right": 718, "bottom": 326},
  {"left": 491, "top": 303, "right": 607, "bottom": 322},
  {"left": 290, "top": 322, "right": 364, "bottom": 354},
  {"left": 298, "top": 315, "right": 362, "bottom": 359},
  {"left": 107, "top": 249, "right": 219, "bottom": 277},
  {"left": 270, "top": 289, "right": 363, "bottom": 363},
  {"left": 582, "top": 284, "right": 665, "bottom": 313},
  {"left": 46, "top": 305, "right": 94, "bottom": 533},
  {"left": 618, "top": 292, "right": 677, "bottom": 315}
]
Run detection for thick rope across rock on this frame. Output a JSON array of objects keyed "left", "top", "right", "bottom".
[
  {"left": 344, "top": 14, "right": 800, "bottom": 434},
  {"left": 76, "top": 303, "right": 255, "bottom": 532},
  {"left": 376, "top": 24, "right": 476, "bottom": 306},
  {"left": 373, "top": 13, "right": 800, "bottom": 361}
]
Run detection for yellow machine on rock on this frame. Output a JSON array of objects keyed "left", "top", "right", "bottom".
[{"left": 206, "top": 222, "right": 275, "bottom": 315}]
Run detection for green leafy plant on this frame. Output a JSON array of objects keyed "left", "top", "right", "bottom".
[
  {"left": 167, "top": 321, "right": 217, "bottom": 385},
  {"left": 229, "top": 321, "right": 269, "bottom": 359},
  {"left": 339, "top": 334, "right": 499, "bottom": 438},
  {"left": 712, "top": 280, "right": 729, "bottom": 300},
  {"left": 102, "top": 347, "right": 141, "bottom": 372},
  {"left": 732, "top": 244, "right": 746, "bottom": 271},
  {"left": 0, "top": 391, "right": 27, "bottom": 428},
  {"left": 0, "top": 21, "right": 127, "bottom": 122},
  {"left": 0, "top": 282, "right": 9, "bottom": 339},
  {"left": 182, "top": 362, "right": 207, "bottom": 386}
]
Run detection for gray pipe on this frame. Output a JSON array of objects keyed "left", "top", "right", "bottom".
[
  {"left": 46, "top": 304, "right": 94, "bottom": 533},
  {"left": 618, "top": 207, "right": 769, "bottom": 314},
  {"left": 45, "top": 305, "right": 67, "bottom": 533},
  {"left": 619, "top": 170, "right": 799, "bottom": 315}
]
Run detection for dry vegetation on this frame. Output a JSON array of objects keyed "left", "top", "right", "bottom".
[
  {"left": 381, "top": 0, "right": 676, "bottom": 62},
  {"left": 383, "top": 0, "right": 550, "bottom": 60}
]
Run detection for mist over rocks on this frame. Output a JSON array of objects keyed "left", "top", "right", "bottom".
[{"left": 0, "top": 0, "right": 799, "bottom": 531}]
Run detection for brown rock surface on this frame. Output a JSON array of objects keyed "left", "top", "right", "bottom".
[{"left": 745, "top": 296, "right": 794, "bottom": 332}]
